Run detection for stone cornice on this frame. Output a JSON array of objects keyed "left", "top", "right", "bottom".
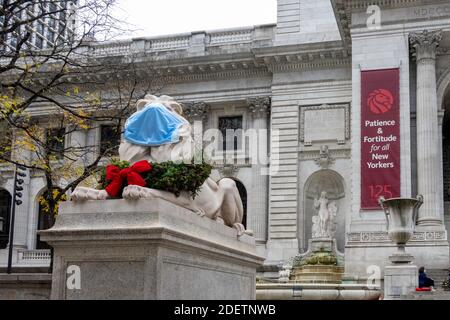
[
  {"left": 331, "top": 0, "right": 352, "bottom": 50},
  {"left": 253, "top": 41, "right": 351, "bottom": 72},
  {"left": 331, "top": 0, "right": 448, "bottom": 50},
  {"left": 2, "top": 31, "right": 352, "bottom": 86},
  {"left": 54, "top": 44, "right": 351, "bottom": 84},
  {"left": 336, "top": 0, "right": 438, "bottom": 12}
]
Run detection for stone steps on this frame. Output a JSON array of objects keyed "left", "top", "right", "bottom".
[
  {"left": 402, "top": 290, "right": 450, "bottom": 300},
  {"left": 426, "top": 269, "right": 449, "bottom": 287},
  {"left": 400, "top": 269, "right": 450, "bottom": 300}
]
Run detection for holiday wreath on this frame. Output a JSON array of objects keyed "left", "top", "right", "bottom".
[{"left": 98, "top": 159, "right": 213, "bottom": 199}]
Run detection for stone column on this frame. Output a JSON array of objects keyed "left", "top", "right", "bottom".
[
  {"left": 410, "top": 30, "right": 443, "bottom": 227},
  {"left": 183, "top": 102, "right": 210, "bottom": 163},
  {"left": 247, "top": 97, "right": 271, "bottom": 241}
]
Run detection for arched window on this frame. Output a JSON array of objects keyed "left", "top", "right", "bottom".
[
  {"left": 0, "top": 189, "right": 12, "bottom": 249},
  {"left": 36, "top": 188, "right": 66, "bottom": 249},
  {"left": 233, "top": 180, "right": 247, "bottom": 228}
]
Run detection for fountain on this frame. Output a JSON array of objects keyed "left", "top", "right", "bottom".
[{"left": 256, "top": 191, "right": 381, "bottom": 300}]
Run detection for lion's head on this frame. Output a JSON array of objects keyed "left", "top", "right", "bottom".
[{"left": 136, "top": 95, "right": 184, "bottom": 116}]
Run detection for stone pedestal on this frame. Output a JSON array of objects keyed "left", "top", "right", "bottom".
[
  {"left": 40, "top": 199, "right": 264, "bottom": 300},
  {"left": 384, "top": 265, "right": 418, "bottom": 300}
]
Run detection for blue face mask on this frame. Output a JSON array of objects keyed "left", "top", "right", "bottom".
[{"left": 124, "top": 103, "right": 188, "bottom": 147}]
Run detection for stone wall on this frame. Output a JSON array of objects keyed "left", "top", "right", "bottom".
[{"left": 0, "top": 274, "right": 51, "bottom": 300}]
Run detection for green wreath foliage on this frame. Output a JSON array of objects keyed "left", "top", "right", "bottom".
[{"left": 99, "top": 159, "right": 212, "bottom": 198}]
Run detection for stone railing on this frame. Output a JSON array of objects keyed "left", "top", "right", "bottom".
[
  {"left": 209, "top": 29, "right": 254, "bottom": 45},
  {"left": 87, "top": 24, "right": 275, "bottom": 56},
  {"left": 0, "top": 24, "right": 276, "bottom": 65},
  {"left": 92, "top": 41, "right": 132, "bottom": 57},
  {"left": 18, "top": 249, "right": 51, "bottom": 263},
  {"left": 149, "top": 36, "right": 190, "bottom": 51}
]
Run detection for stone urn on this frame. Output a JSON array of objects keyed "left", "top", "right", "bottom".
[{"left": 379, "top": 195, "right": 423, "bottom": 263}]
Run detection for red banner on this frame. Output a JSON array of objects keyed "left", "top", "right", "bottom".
[{"left": 361, "top": 68, "right": 400, "bottom": 209}]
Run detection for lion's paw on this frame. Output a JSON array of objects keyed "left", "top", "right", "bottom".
[
  {"left": 233, "top": 223, "right": 246, "bottom": 237},
  {"left": 71, "top": 187, "right": 108, "bottom": 201},
  {"left": 122, "top": 185, "right": 152, "bottom": 200}
]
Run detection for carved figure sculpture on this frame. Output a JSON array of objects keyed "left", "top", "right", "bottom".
[
  {"left": 312, "top": 191, "right": 337, "bottom": 238},
  {"left": 72, "top": 95, "right": 250, "bottom": 236}
]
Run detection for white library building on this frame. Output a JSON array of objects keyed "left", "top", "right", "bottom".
[{"left": 2, "top": 0, "right": 450, "bottom": 288}]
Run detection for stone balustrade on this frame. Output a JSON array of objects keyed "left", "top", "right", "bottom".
[
  {"left": 209, "top": 28, "right": 254, "bottom": 45},
  {"left": 0, "top": 24, "right": 275, "bottom": 68},
  {"left": 92, "top": 41, "right": 133, "bottom": 57},
  {"left": 17, "top": 249, "right": 51, "bottom": 264}
]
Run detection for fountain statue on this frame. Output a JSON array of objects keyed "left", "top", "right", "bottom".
[
  {"left": 312, "top": 191, "right": 337, "bottom": 239},
  {"left": 278, "top": 191, "right": 343, "bottom": 284},
  {"left": 257, "top": 190, "right": 381, "bottom": 300}
]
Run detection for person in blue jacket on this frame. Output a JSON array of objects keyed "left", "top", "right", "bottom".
[{"left": 418, "top": 266, "right": 435, "bottom": 288}]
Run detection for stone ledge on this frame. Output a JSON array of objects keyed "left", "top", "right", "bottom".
[
  {"left": 0, "top": 273, "right": 52, "bottom": 284},
  {"left": 0, "top": 274, "right": 51, "bottom": 300},
  {"left": 256, "top": 283, "right": 381, "bottom": 300},
  {"left": 40, "top": 199, "right": 263, "bottom": 266}
]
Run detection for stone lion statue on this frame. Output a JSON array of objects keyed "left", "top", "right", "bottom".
[{"left": 72, "top": 95, "right": 250, "bottom": 236}]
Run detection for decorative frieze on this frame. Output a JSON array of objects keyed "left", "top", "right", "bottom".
[
  {"left": 298, "top": 148, "right": 351, "bottom": 161},
  {"left": 347, "top": 231, "right": 447, "bottom": 243}
]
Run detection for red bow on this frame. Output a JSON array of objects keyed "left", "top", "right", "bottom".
[{"left": 105, "top": 160, "right": 152, "bottom": 197}]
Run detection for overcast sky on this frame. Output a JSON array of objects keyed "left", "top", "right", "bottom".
[{"left": 114, "top": 0, "right": 277, "bottom": 38}]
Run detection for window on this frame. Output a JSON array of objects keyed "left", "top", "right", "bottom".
[
  {"left": 46, "top": 128, "right": 65, "bottom": 159},
  {"left": 46, "top": 30, "right": 54, "bottom": 43},
  {"left": 9, "top": 34, "right": 17, "bottom": 48},
  {"left": 60, "top": 9, "right": 66, "bottom": 21},
  {"left": 218, "top": 116, "right": 243, "bottom": 151},
  {"left": 0, "top": 189, "right": 12, "bottom": 249},
  {"left": 48, "top": 3, "right": 57, "bottom": 28},
  {"left": 36, "top": 22, "right": 45, "bottom": 36},
  {"left": 35, "top": 35, "right": 43, "bottom": 49},
  {"left": 58, "top": 22, "right": 66, "bottom": 36},
  {"left": 100, "top": 124, "right": 120, "bottom": 156}
]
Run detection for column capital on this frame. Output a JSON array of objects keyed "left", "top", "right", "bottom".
[
  {"left": 409, "top": 29, "right": 442, "bottom": 61},
  {"left": 182, "top": 101, "right": 210, "bottom": 122},
  {"left": 247, "top": 96, "right": 271, "bottom": 117}
]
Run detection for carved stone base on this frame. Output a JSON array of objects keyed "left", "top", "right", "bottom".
[
  {"left": 384, "top": 264, "right": 418, "bottom": 300},
  {"left": 290, "top": 265, "right": 344, "bottom": 283},
  {"left": 389, "top": 253, "right": 414, "bottom": 264},
  {"left": 296, "top": 238, "right": 344, "bottom": 266},
  {"left": 278, "top": 238, "right": 345, "bottom": 284},
  {"left": 40, "top": 199, "right": 264, "bottom": 300}
]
